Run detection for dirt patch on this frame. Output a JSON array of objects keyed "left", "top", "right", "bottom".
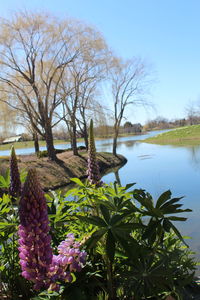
[{"left": 0, "top": 151, "right": 127, "bottom": 190}]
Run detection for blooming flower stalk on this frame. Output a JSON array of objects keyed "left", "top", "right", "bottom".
[
  {"left": 18, "top": 168, "right": 87, "bottom": 291},
  {"left": 18, "top": 168, "right": 53, "bottom": 290},
  {"left": 87, "top": 119, "right": 101, "bottom": 186},
  {"left": 9, "top": 145, "right": 21, "bottom": 198}
]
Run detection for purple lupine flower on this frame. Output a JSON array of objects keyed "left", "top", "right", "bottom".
[
  {"left": 48, "top": 233, "right": 87, "bottom": 290},
  {"left": 18, "top": 169, "right": 87, "bottom": 291},
  {"left": 9, "top": 145, "right": 21, "bottom": 198},
  {"left": 87, "top": 119, "right": 102, "bottom": 186},
  {"left": 18, "top": 168, "right": 53, "bottom": 290}
]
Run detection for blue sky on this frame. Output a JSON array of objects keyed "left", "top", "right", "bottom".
[{"left": 1, "top": 0, "right": 200, "bottom": 124}]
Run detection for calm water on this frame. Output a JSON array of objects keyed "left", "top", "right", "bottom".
[
  {"left": 1, "top": 130, "right": 200, "bottom": 271},
  {"left": 100, "top": 134, "right": 200, "bottom": 272}
]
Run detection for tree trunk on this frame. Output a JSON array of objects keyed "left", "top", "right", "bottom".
[
  {"left": 113, "top": 122, "right": 119, "bottom": 156},
  {"left": 114, "top": 170, "right": 121, "bottom": 186},
  {"left": 112, "top": 128, "right": 119, "bottom": 156},
  {"left": 33, "top": 132, "right": 39, "bottom": 154},
  {"left": 45, "top": 124, "right": 57, "bottom": 161},
  {"left": 72, "top": 122, "right": 78, "bottom": 156},
  {"left": 83, "top": 123, "right": 88, "bottom": 150}
]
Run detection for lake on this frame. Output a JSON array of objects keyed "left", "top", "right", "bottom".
[
  {"left": 1, "top": 130, "right": 200, "bottom": 272},
  {"left": 100, "top": 132, "right": 200, "bottom": 273}
]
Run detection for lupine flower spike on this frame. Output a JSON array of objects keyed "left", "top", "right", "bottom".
[
  {"left": 18, "top": 168, "right": 53, "bottom": 290},
  {"left": 87, "top": 119, "right": 102, "bottom": 186},
  {"left": 18, "top": 168, "right": 87, "bottom": 291},
  {"left": 9, "top": 145, "right": 21, "bottom": 198}
]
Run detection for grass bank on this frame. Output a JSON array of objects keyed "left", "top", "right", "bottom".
[
  {"left": 0, "top": 150, "right": 127, "bottom": 190},
  {"left": 0, "top": 139, "right": 67, "bottom": 150},
  {"left": 144, "top": 124, "right": 200, "bottom": 146}
]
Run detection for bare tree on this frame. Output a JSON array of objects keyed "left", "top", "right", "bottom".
[
  {"left": 185, "top": 101, "right": 200, "bottom": 125},
  {"left": 60, "top": 30, "right": 109, "bottom": 155},
  {"left": 110, "top": 57, "right": 151, "bottom": 155},
  {"left": 0, "top": 12, "right": 89, "bottom": 160}
]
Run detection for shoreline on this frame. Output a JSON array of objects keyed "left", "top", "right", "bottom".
[{"left": 0, "top": 150, "right": 127, "bottom": 191}]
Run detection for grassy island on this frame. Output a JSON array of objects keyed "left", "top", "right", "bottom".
[
  {"left": 144, "top": 124, "right": 200, "bottom": 146},
  {"left": 0, "top": 150, "right": 127, "bottom": 190}
]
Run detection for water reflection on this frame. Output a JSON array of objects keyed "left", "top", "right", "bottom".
[{"left": 187, "top": 146, "right": 200, "bottom": 170}]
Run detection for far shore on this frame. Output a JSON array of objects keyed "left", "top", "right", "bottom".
[
  {"left": 143, "top": 124, "right": 200, "bottom": 147},
  {"left": 0, "top": 132, "right": 149, "bottom": 151}
]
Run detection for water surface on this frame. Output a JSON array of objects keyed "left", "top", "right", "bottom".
[{"left": 100, "top": 135, "right": 200, "bottom": 272}]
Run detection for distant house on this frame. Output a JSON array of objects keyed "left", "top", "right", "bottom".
[
  {"left": 2, "top": 135, "right": 22, "bottom": 144},
  {"left": 123, "top": 123, "right": 143, "bottom": 134}
]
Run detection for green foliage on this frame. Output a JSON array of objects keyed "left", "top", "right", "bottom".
[
  {"left": 67, "top": 180, "right": 196, "bottom": 299},
  {"left": 0, "top": 177, "right": 197, "bottom": 300},
  {"left": 0, "top": 168, "right": 27, "bottom": 191},
  {"left": 0, "top": 169, "right": 10, "bottom": 189}
]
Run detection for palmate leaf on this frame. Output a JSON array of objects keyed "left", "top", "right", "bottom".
[{"left": 134, "top": 191, "right": 154, "bottom": 211}]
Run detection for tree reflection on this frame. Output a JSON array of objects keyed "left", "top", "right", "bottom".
[{"left": 188, "top": 146, "right": 200, "bottom": 169}]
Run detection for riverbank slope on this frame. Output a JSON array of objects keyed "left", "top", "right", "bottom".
[
  {"left": 143, "top": 125, "right": 200, "bottom": 146},
  {"left": 0, "top": 151, "right": 127, "bottom": 190}
]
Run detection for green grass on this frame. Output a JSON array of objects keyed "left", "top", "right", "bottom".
[
  {"left": 144, "top": 124, "right": 200, "bottom": 146},
  {"left": 0, "top": 139, "right": 67, "bottom": 151}
]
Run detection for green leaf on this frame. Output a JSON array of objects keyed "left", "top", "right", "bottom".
[
  {"left": 142, "top": 220, "right": 160, "bottom": 241},
  {"left": 86, "top": 228, "right": 107, "bottom": 248},
  {"left": 70, "top": 178, "right": 85, "bottom": 186},
  {"left": 163, "top": 219, "right": 171, "bottom": 232},
  {"left": 163, "top": 206, "right": 192, "bottom": 214},
  {"left": 160, "top": 197, "right": 183, "bottom": 210},
  {"left": 78, "top": 215, "right": 107, "bottom": 227},
  {"left": 156, "top": 190, "right": 172, "bottom": 208},
  {"left": 110, "top": 213, "right": 129, "bottom": 226},
  {"left": 124, "top": 183, "right": 136, "bottom": 190},
  {"left": 115, "top": 234, "right": 139, "bottom": 259},
  {"left": 100, "top": 204, "right": 110, "bottom": 223},
  {"left": 106, "top": 230, "right": 115, "bottom": 263},
  {"left": 167, "top": 216, "right": 187, "bottom": 221},
  {"left": 167, "top": 220, "right": 188, "bottom": 247}
]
